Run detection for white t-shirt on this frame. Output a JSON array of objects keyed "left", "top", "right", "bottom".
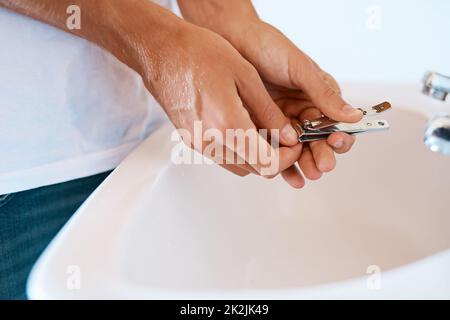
[{"left": 0, "top": 1, "right": 176, "bottom": 194}]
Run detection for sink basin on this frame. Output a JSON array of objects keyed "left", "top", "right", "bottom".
[{"left": 27, "top": 83, "right": 450, "bottom": 299}]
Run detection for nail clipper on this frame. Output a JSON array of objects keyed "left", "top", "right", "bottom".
[{"left": 294, "top": 101, "right": 391, "bottom": 142}]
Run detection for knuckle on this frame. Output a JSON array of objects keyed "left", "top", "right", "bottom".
[
  {"left": 237, "top": 61, "right": 258, "bottom": 82},
  {"left": 215, "top": 114, "right": 235, "bottom": 132},
  {"left": 322, "top": 72, "right": 342, "bottom": 95},
  {"left": 288, "top": 53, "right": 311, "bottom": 87},
  {"left": 260, "top": 100, "right": 278, "bottom": 123},
  {"left": 244, "top": 62, "right": 259, "bottom": 77},
  {"left": 323, "top": 85, "right": 337, "bottom": 99}
]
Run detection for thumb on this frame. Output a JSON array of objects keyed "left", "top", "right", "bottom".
[
  {"left": 237, "top": 65, "right": 299, "bottom": 146},
  {"left": 292, "top": 54, "right": 363, "bottom": 123}
]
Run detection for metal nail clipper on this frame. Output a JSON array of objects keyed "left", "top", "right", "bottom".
[{"left": 294, "top": 101, "right": 391, "bottom": 142}]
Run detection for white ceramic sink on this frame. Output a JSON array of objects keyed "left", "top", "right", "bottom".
[{"left": 27, "top": 83, "right": 450, "bottom": 299}]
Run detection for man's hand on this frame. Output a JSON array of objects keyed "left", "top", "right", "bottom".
[
  {"left": 178, "top": 0, "right": 363, "bottom": 187},
  {"left": 138, "top": 21, "right": 305, "bottom": 177},
  {"left": 0, "top": 0, "right": 303, "bottom": 179}
]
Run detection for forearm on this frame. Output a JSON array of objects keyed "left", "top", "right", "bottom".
[
  {"left": 0, "top": 0, "right": 184, "bottom": 76},
  {"left": 177, "top": 0, "right": 259, "bottom": 50}
]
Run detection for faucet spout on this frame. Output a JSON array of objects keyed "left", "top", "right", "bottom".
[
  {"left": 424, "top": 114, "right": 450, "bottom": 156},
  {"left": 422, "top": 71, "right": 450, "bottom": 155},
  {"left": 422, "top": 71, "right": 450, "bottom": 101}
]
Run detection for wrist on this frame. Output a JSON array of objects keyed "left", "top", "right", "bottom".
[
  {"left": 177, "top": 0, "right": 260, "bottom": 51},
  {"left": 99, "top": 0, "right": 187, "bottom": 77}
]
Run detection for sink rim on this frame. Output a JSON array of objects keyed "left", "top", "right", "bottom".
[{"left": 27, "top": 82, "right": 450, "bottom": 299}]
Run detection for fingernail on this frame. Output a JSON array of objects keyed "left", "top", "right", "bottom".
[
  {"left": 281, "top": 124, "right": 299, "bottom": 144},
  {"left": 333, "top": 140, "right": 344, "bottom": 149},
  {"left": 342, "top": 104, "right": 363, "bottom": 116}
]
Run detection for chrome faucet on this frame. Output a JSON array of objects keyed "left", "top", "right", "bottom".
[
  {"left": 422, "top": 71, "right": 450, "bottom": 155},
  {"left": 422, "top": 71, "right": 450, "bottom": 101}
]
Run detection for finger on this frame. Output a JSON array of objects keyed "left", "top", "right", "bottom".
[
  {"left": 225, "top": 148, "right": 260, "bottom": 175},
  {"left": 311, "top": 60, "right": 342, "bottom": 95},
  {"left": 327, "top": 132, "right": 356, "bottom": 154},
  {"left": 276, "top": 98, "right": 315, "bottom": 118},
  {"left": 199, "top": 138, "right": 259, "bottom": 176},
  {"left": 297, "top": 145, "right": 322, "bottom": 180},
  {"left": 281, "top": 165, "right": 305, "bottom": 189},
  {"left": 189, "top": 81, "right": 298, "bottom": 177},
  {"left": 290, "top": 51, "right": 363, "bottom": 123},
  {"left": 219, "top": 164, "right": 251, "bottom": 177},
  {"left": 310, "top": 140, "right": 336, "bottom": 173},
  {"left": 222, "top": 98, "right": 301, "bottom": 177},
  {"left": 298, "top": 106, "right": 335, "bottom": 172},
  {"left": 213, "top": 143, "right": 260, "bottom": 175},
  {"left": 264, "top": 143, "right": 303, "bottom": 178},
  {"left": 236, "top": 63, "right": 299, "bottom": 146},
  {"left": 231, "top": 143, "right": 302, "bottom": 177},
  {"left": 321, "top": 72, "right": 341, "bottom": 95}
]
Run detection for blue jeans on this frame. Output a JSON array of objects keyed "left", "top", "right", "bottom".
[{"left": 0, "top": 171, "right": 111, "bottom": 300}]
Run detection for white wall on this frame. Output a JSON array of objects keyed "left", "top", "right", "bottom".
[{"left": 253, "top": 0, "right": 450, "bottom": 84}]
